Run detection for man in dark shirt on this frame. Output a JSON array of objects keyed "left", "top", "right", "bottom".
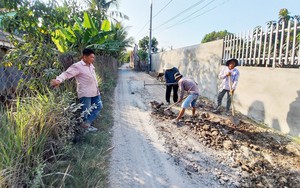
[{"left": 164, "top": 63, "right": 179, "bottom": 104}]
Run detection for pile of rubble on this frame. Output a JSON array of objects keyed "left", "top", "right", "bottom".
[{"left": 149, "top": 98, "right": 300, "bottom": 187}]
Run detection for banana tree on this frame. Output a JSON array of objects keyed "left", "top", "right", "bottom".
[
  {"left": 88, "top": 22, "right": 133, "bottom": 58},
  {"left": 51, "top": 12, "right": 112, "bottom": 53}
]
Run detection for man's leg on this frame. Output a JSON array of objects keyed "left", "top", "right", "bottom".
[
  {"left": 191, "top": 95, "right": 199, "bottom": 116},
  {"left": 226, "top": 91, "right": 232, "bottom": 113},
  {"left": 173, "top": 94, "right": 193, "bottom": 123},
  {"left": 176, "top": 108, "right": 186, "bottom": 121},
  {"left": 79, "top": 97, "right": 92, "bottom": 127},
  {"left": 217, "top": 89, "right": 227, "bottom": 107},
  {"left": 87, "top": 95, "right": 103, "bottom": 124},
  {"left": 213, "top": 90, "right": 226, "bottom": 113},
  {"left": 172, "top": 84, "right": 179, "bottom": 103},
  {"left": 165, "top": 85, "right": 172, "bottom": 103}
]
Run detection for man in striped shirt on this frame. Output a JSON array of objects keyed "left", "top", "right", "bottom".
[{"left": 50, "top": 48, "right": 102, "bottom": 132}]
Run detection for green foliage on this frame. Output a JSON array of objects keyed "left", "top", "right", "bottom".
[
  {"left": 42, "top": 56, "right": 118, "bottom": 188},
  {"left": 138, "top": 36, "right": 159, "bottom": 53},
  {"left": 92, "top": 23, "right": 133, "bottom": 58},
  {"left": 118, "top": 50, "right": 131, "bottom": 63},
  {"left": 0, "top": 0, "right": 125, "bottom": 187},
  {"left": 51, "top": 12, "right": 132, "bottom": 58},
  {"left": 51, "top": 11, "right": 112, "bottom": 54},
  {"left": 1, "top": 0, "right": 75, "bottom": 42},
  {"left": 0, "top": 91, "right": 79, "bottom": 187},
  {"left": 84, "top": 0, "right": 129, "bottom": 22},
  {"left": 1, "top": 39, "right": 62, "bottom": 96},
  {"left": 278, "top": 8, "right": 291, "bottom": 24},
  {"left": 0, "top": 0, "right": 28, "bottom": 10},
  {"left": 201, "top": 30, "right": 233, "bottom": 43},
  {"left": 137, "top": 49, "right": 148, "bottom": 61}
]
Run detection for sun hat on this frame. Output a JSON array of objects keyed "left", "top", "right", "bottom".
[
  {"left": 163, "top": 63, "right": 173, "bottom": 70},
  {"left": 174, "top": 72, "right": 183, "bottom": 80},
  {"left": 225, "top": 58, "right": 239, "bottom": 67}
]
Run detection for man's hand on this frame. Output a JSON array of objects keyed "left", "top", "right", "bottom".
[
  {"left": 230, "top": 89, "right": 235, "bottom": 96},
  {"left": 227, "top": 72, "right": 231, "bottom": 76},
  {"left": 50, "top": 79, "right": 61, "bottom": 88}
]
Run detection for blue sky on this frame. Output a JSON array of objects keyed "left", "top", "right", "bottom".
[{"left": 117, "top": 0, "right": 299, "bottom": 50}]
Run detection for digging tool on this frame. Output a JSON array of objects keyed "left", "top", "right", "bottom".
[
  {"left": 228, "top": 75, "right": 240, "bottom": 126},
  {"left": 164, "top": 96, "right": 187, "bottom": 111},
  {"left": 144, "top": 81, "right": 177, "bottom": 88}
]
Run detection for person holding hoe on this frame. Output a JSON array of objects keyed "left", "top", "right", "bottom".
[
  {"left": 213, "top": 58, "right": 240, "bottom": 115},
  {"left": 171, "top": 72, "right": 200, "bottom": 124},
  {"left": 164, "top": 63, "right": 180, "bottom": 105}
]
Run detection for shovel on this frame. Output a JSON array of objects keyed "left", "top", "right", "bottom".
[{"left": 228, "top": 75, "right": 240, "bottom": 126}]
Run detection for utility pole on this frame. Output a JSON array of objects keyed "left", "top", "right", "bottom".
[{"left": 148, "top": 0, "right": 153, "bottom": 72}]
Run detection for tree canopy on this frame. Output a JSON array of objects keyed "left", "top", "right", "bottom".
[
  {"left": 201, "top": 30, "right": 233, "bottom": 43},
  {"left": 138, "top": 36, "right": 158, "bottom": 53}
]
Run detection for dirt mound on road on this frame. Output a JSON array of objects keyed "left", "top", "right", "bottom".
[{"left": 150, "top": 97, "right": 300, "bottom": 188}]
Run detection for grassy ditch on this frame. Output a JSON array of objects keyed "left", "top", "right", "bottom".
[
  {"left": 0, "top": 57, "right": 118, "bottom": 187},
  {"left": 0, "top": 91, "right": 79, "bottom": 187},
  {"left": 43, "top": 60, "right": 118, "bottom": 187},
  {"left": 46, "top": 93, "right": 115, "bottom": 187}
]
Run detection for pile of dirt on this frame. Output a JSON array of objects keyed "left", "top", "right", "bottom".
[{"left": 150, "top": 97, "right": 300, "bottom": 188}]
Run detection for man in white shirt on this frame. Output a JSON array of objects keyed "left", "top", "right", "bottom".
[{"left": 213, "top": 58, "right": 240, "bottom": 115}]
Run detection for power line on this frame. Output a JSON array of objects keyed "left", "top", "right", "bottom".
[
  {"left": 153, "top": 0, "right": 173, "bottom": 18},
  {"left": 153, "top": 0, "right": 206, "bottom": 31},
  {"left": 134, "top": 0, "right": 174, "bottom": 38},
  {"left": 165, "top": 0, "right": 218, "bottom": 29},
  {"left": 160, "top": 0, "right": 230, "bottom": 31},
  {"left": 178, "top": 0, "right": 229, "bottom": 26}
]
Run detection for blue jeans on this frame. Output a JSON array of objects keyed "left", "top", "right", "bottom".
[
  {"left": 181, "top": 94, "right": 199, "bottom": 109},
  {"left": 79, "top": 95, "right": 103, "bottom": 125}
]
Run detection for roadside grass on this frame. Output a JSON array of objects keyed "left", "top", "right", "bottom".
[
  {"left": 54, "top": 95, "right": 114, "bottom": 188},
  {"left": 44, "top": 69, "right": 117, "bottom": 187},
  {"left": 0, "top": 91, "right": 79, "bottom": 187},
  {"left": 0, "top": 58, "right": 117, "bottom": 187}
]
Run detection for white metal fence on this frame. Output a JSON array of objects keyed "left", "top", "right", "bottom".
[{"left": 222, "top": 19, "right": 300, "bottom": 68}]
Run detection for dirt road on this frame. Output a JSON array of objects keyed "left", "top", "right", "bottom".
[
  {"left": 108, "top": 64, "right": 221, "bottom": 187},
  {"left": 108, "top": 64, "right": 300, "bottom": 188}
]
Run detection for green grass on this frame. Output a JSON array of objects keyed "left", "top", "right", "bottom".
[
  {"left": 42, "top": 68, "right": 117, "bottom": 187},
  {"left": 0, "top": 91, "right": 79, "bottom": 187},
  {"left": 0, "top": 60, "right": 118, "bottom": 187}
]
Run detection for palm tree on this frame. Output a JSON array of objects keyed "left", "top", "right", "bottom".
[
  {"left": 278, "top": 8, "right": 292, "bottom": 25},
  {"left": 84, "top": 0, "right": 128, "bottom": 22}
]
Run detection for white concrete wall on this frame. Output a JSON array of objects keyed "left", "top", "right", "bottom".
[
  {"left": 237, "top": 67, "right": 300, "bottom": 137},
  {"left": 151, "top": 40, "right": 300, "bottom": 137},
  {"left": 152, "top": 40, "right": 223, "bottom": 102}
]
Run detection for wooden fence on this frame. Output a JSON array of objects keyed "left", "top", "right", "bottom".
[{"left": 222, "top": 19, "right": 300, "bottom": 68}]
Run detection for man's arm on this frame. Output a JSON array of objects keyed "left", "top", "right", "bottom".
[
  {"left": 50, "top": 64, "right": 79, "bottom": 88},
  {"left": 232, "top": 69, "right": 240, "bottom": 90},
  {"left": 218, "top": 68, "right": 230, "bottom": 79}
]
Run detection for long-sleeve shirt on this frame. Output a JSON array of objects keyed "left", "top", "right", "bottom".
[
  {"left": 178, "top": 77, "right": 199, "bottom": 99},
  {"left": 218, "top": 67, "right": 240, "bottom": 91},
  {"left": 164, "top": 67, "right": 179, "bottom": 84},
  {"left": 56, "top": 60, "right": 100, "bottom": 99}
]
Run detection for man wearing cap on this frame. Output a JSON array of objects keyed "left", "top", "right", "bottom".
[
  {"left": 164, "top": 63, "right": 179, "bottom": 104},
  {"left": 213, "top": 58, "right": 240, "bottom": 115},
  {"left": 171, "top": 72, "right": 200, "bottom": 124}
]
